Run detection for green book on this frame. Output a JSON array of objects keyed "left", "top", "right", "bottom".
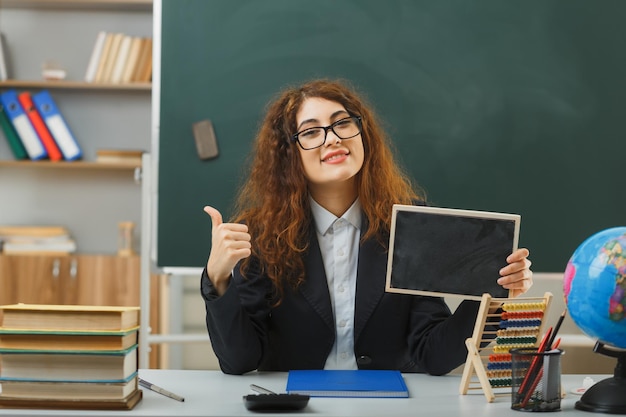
[{"left": 0, "top": 102, "right": 27, "bottom": 159}]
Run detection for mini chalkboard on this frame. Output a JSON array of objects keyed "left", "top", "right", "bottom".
[{"left": 385, "top": 205, "right": 520, "bottom": 300}]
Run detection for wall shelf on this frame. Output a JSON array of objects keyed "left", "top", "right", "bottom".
[
  {"left": 0, "top": 0, "right": 152, "bottom": 11},
  {"left": 0, "top": 160, "right": 141, "bottom": 170},
  {"left": 0, "top": 80, "right": 151, "bottom": 91}
]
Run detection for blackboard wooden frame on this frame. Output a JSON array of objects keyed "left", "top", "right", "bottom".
[{"left": 385, "top": 205, "right": 520, "bottom": 300}]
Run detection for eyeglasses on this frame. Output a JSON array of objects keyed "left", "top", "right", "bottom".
[{"left": 292, "top": 116, "right": 362, "bottom": 150}]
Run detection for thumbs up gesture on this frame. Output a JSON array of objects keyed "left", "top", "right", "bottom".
[{"left": 204, "top": 206, "right": 252, "bottom": 295}]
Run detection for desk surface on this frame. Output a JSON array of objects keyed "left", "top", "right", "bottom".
[{"left": 0, "top": 370, "right": 609, "bottom": 416}]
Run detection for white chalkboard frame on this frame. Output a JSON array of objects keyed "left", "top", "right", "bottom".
[{"left": 385, "top": 205, "right": 521, "bottom": 300}]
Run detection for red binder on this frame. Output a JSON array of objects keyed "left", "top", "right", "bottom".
[{"left": 18, "top": 92, "right": 62, "bottom": 161}]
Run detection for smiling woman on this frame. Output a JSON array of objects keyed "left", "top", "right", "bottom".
[
  {"left": 199, "top": 78, "right": 534, "bottom": 376},
  {"left": 294, "top": 98, "right": 365, "bottom": 205}
]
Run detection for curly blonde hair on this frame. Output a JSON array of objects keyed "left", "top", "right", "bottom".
[{"left": 233, "top": 79, "right": 423, "bottom": 300}]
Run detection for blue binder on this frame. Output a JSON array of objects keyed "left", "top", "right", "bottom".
[
  {"left": 0, "top": 89, "right": 47, "bottom": 160},
  {"left": 32, "top": 90, "right": 82, "bottom": 161}
]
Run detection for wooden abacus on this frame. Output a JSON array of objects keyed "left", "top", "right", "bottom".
[{"left": 459, "top": 292, "right": 553, "bottom": 402}]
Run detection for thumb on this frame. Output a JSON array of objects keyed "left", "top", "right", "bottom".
[{"left": 203, "top": 206, "right": 223, "bottom": 229}]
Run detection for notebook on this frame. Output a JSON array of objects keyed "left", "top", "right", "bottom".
[{"left": 286, "top": 370, "right": 409, "bottom": 398}]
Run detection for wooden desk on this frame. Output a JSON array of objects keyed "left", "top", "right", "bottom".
[{"left": 0, "top": 370, "right": 609, "bottom": 416}]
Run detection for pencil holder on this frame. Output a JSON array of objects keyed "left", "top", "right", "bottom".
[{"left": 511, "top": 348, "right": 563, "bottom": 412}]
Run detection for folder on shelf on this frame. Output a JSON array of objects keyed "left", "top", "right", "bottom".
[
  {"left": 85, "top": 31, "right": 107, "bottom": 83},
  {"left": 17, "top": 92, "right": 62, "bottom": 161},
  {"left": 0, "top": 101, "right": 28, "bottom": 160},
  {"left": 0, "top": 90, "right": 47, "bottom": 160},
  {"left": 32, "top": 90, "right": 82, "bottom": 161}
]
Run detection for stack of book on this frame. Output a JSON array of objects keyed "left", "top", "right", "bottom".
[
  {"left": 0, "top": 304, "right": 142, "bottom": 410},
  {"left": 85, "top": 31, "right": 152, "bottom": 84},
  {"left": 0, "top": 89, "right": 82, "bottom": 161},
  {"left": 0, "top": 225, "right": 77, "bottom": 255}
]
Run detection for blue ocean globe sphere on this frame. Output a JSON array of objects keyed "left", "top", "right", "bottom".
[{"left": 564, "top": 227, "right": 626, "bottom": 349}]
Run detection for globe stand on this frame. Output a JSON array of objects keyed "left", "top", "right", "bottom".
[{"left": 576, "top": 342, "right": 626, "bottom": 414}]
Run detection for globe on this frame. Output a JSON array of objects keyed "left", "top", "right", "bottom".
[{"left": 564, "top": 227, "right": 626, "bottom": 349}]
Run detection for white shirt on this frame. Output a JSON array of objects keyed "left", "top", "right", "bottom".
[{"left": 309, "top": 197, "right": 361, "bottom": 370}]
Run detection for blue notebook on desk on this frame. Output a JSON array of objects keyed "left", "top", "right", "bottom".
[{"left": 286, "top": 370, "right": 409, "bottom": 398}]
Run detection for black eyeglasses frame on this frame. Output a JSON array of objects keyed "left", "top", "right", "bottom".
[{"left": 291, "top": 115, "right": 362, "bottom": 150}]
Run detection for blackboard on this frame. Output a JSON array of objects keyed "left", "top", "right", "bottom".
[
  {"left": 158, "top": 0, "right": 626, "bottom": 270},
  {"left": 385, "top": 205, "right": 519, "bottom": 300}
]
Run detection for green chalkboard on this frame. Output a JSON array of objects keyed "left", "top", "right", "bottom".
[{"left": 158, "top": 0, "right": 626, "bottom": 270}]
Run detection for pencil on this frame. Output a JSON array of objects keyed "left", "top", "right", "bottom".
[
  {"left": 546, "top": 309, "right": 566, "bottom": 349},
  {"left": 517, "top": 327, "right": 552, "bottom": 395}
]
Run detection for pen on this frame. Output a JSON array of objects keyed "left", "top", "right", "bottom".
[
  {"left": 139, "top": 377, "right": 185, "bottom": 402},
  {"left": 250, "top": 384, "right": 277, "bottom": 395}
]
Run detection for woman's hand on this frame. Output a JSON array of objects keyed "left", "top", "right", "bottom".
[
  {"left": 204, "top": 206, "right": 252, "bottom": 296},
  {"left": 497, "top": 248, "right": 533, "bottom": 298}
]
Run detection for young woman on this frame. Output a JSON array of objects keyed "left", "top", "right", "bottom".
[{"left": 201, "top": 79, "right": 533, "bottom": 375}]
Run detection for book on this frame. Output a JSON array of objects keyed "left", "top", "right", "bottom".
[
  {"left": 32, "top": 90, "right": 82, "bottom": 161},
  {"left": 84, "top": 31, "right": 107, "bottom": 83},
  {"left": 0, "top": 32, "right": 9, "bottom": 81},
  {"left": 0, "top": 304, "right": 140, "bottom": 332},
  {"left": 0, "top": 386, "right": 142, "bottom": 410},
  {"left": 110, "top": 35, "right": 132, "bottom": 84},
  {"left": 1, "top": 235, "right": 77, "bottom": 255},
  {"left": 0, "top": 327, "right": 138, "bottom": 351},
  {"left": 133, "top": 37, "right": 152, "bottom": 82},
  {"left": 0, "top": 375, "right": 138, "bottom": 400},
  {"left": 0, "top": 89, "right": 47, "bottom": 160},
  {"left": 0, "top": 225, "right": 69, "bottom": 238},
  {"left": 96, "top": 149, "right": 143, "bottom": 165},
  {"left": 286, "top": 370, "right": 409, "bottom": 398},
  {"left": 101, "top": 32, "right": 124, "bottom": 83},
  {"left": 17, "top": 91, "right": 63, "bottom": 161},
  {"left": 121, "top": 37, "right": 143, "bottom": 83},
  {"left": 0, "top": 101, "right": 28, "bottom": 159},
  {"left": 0, "top": 346, "right": 137, "bottom": 382},
  {"left": 93, "top": 32, "right": 114, "bottom": 83}
]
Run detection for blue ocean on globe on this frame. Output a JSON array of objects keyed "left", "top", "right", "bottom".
[{"left": 564, "top": 227, "right": 626, "bottom": 349}]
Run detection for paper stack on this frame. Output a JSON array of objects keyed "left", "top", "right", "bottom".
[{"left": 0, "top": 226, "right": 77, "bottom": 255}]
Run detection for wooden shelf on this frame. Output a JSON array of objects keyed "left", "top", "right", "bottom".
[
  {"left": 0, "top": 160, "right": 141, "bottom": 170},
  {"left": 0, "top": 0, "right": 152, "bottom": 10},
  {"left": 0, "top": 80, "right": 151, "bottom": 91}
]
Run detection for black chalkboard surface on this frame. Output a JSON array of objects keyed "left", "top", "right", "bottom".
[
  {"left": 158, "top": 0, "right": 626, "bottom": 269},
  {"left": 385, "top": 205, "right": 520, "bottom": 299}
]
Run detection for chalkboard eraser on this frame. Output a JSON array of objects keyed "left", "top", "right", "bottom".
[{"left": 192, "top": 119, "right": 219, "bottom": 160}]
